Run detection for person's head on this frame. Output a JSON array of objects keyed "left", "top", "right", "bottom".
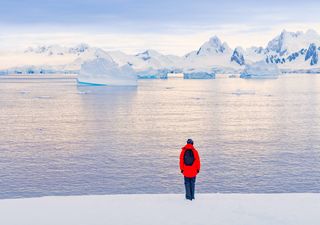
[{"left": 187, "top": 139, "right": 194, "bottom": 145}]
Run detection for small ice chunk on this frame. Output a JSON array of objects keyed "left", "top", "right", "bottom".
[
  {"left": 19, "top": 90, "right": 31, "bottom": 94},
  {"left": 37, "top": 96, "right": 52, "bottom": 99},
  {"left": 232, "top": 89, "right": 256, "bottom": 95}
]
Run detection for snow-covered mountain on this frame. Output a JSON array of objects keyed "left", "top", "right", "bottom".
[
  {"left": 182, "top": 36, "right": 239, "bottom": 72},
  {"left": 224, "top": 29, "right": 320, "bottom": 72},
  {"left": 305, "top": 43, "right": 319, "bottom": 66},
  {"left": 135, "top": 50, "right": 181, "bottom": 70},
  {"left": 24, "top": 43, "right": 90, "bottom": 56},
  {"left": 266, "top": 29, "right": 320, "bottom": 55},
  {"left": 263, "top": 29, "right": 320, "bottom": 70},
  {"left": 231, "top": 47, "right": 245, "bottom": 65},
  {"left": 190, "top": 36, "right": 232, "bottom": 56},
  {"left": 1, "top": 45, "right": 183, "bottom": 75},
  {"left": 0, "top": 44, "right": 95, "bottom": 71},
  {"left": 1, "top": 29, "right": 320, "bottom": 75}
]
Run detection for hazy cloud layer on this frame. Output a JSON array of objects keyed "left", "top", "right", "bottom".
[{"left": 0, "top": 0, "right": 319, "bottom": 54}]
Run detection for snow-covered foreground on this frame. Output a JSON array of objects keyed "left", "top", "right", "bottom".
[{"left": 1, "top": 194, "right": 319, "bottom": 225}]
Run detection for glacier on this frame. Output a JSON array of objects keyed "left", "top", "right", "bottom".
[
  {"left": 78, "top": 57, "right": 137, "bottom": 86},
  {"left": 240, "top": 61, "right": 280, "bottom": 79}
]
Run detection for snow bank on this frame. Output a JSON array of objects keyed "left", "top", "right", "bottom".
[
  {"left": 240, "top": 61, "right": 280, "bottom": 79},
  {"left": 0, "top": 194, "right": 319, "bottom": 225},
  {"left": 78, "top": 57, "right": 137, "bottom": 86}
]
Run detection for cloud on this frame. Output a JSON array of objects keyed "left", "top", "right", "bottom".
[
  {"left": 1, "top": 0, "right": 319, "bottom": 27},
  {"left": 0, "top": 0, "right": 320, "bottom": 54}
]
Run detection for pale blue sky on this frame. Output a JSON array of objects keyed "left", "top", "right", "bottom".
[{"left": 0, "top": 0, "right": 319, "bottom": 54}]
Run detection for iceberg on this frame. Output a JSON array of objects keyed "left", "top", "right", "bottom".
[
  {"left": 240, "top": 61, "right": 280, "bottom": 79},
  {"left": 136, "top": 69, "right": 169, "bottom": 79},
  {"left": 78, "top": 57, "right": 137, "bottom": 86},
  {"left": 183, "top": 71, "right": 215, "bottom": 79}
]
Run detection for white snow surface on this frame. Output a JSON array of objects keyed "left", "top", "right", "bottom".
[{"left": 0, "top": 194, "right": 319, "bottom": 225}]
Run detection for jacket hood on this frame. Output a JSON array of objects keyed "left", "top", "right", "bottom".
[{"left": 183, "top": 144, "right": 195, "bottom": 149}]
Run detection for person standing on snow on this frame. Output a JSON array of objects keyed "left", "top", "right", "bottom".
[{"left": 179, "top": 139, "right": 201, "bottom": 200}]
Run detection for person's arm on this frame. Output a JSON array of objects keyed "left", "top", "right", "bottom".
[
  {"left": 195, "top": 150, "right": 201, "bottom": 173},
  {"left": 179, "top": 149, "right": 185, "bottom": 173}
]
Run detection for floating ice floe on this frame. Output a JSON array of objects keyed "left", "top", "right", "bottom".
[
  {"left": 36, "top": 96, "right": 52, "bottom": 99},
  {"left": 77, "top": 91, "right": 90, "bottom": 95},
  {"left": 19, "top": 90, "right": 31, "bottom": 94},
  {"left": 232, "top": 89, "right": 256, "bottom": 96},
  {"left": 240, "top": 61, "right": 280, "bottom": 79},
  {"left": 78, "top": 56, "right": 137, "bottom": 86}
]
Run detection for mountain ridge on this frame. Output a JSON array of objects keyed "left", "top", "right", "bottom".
[{"left": 1, "top": 29, "right": 320, "bottom": 74}]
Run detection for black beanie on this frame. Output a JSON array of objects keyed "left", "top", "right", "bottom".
[{"left": 187, "top": 139, "right": 194, "bottom": 145}]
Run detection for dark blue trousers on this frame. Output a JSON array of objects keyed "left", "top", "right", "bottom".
[{"left": 184, "top": 177, "right": 196, "bottom": 200}]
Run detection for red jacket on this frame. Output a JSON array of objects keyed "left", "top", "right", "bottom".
[{"left": 179, "top": 144, "right": 201, "bottom": 178}]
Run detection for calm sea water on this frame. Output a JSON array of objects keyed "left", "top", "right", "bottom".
[{"left": 1, "top": 74, "right": 320, "bottom": 199}]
